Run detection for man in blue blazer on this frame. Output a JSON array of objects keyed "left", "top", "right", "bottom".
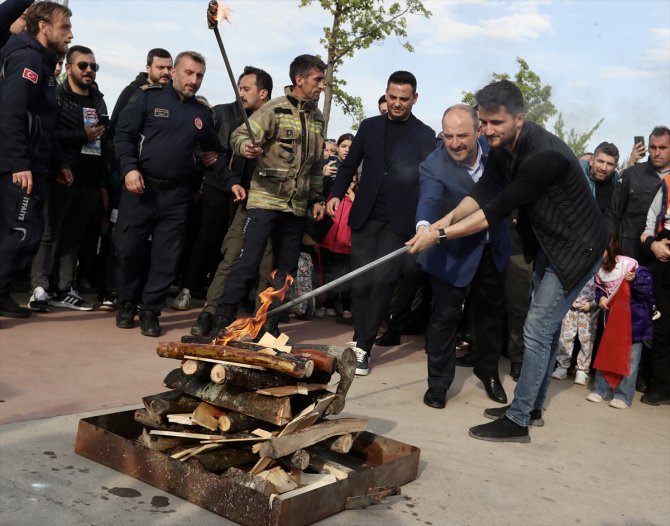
[
  {"left": 327, "top": 70, "right": 435, "bottom": 375},
  {"left": 416, "top": 104, "right": 510, "bottom": 409}
]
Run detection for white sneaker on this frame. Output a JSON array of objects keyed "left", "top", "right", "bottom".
[
  {"left": 171, "top": 288, "right": 191, "bottom": 310},
  {"left": 551, "top": 367, "right": 568, "bottom": 380},
  {"left": 28, "top": 286, "right": 50, "bottom": 312},
  {"left": 574, "top": 370, "right": 588, "bottom": 385},
  {"left": 609, "top": 398, "right": 629, "bottom": 409},
  {"left": 51, "top": 288, "right": 93, "bottom": 311},
  {"left": 586, "top": 392, "right": 604, "bottom": 403},
  {"left": 314, "top": 307, "right": 326, "bottom": 318},
  {"left": 325, "top": 308, "right": 337, "bottom": 317}
]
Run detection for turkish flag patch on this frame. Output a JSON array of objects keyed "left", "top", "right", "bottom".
[
  {"left": 22, "top": 68, "right": 39, "bottom": 84},
  {"left": 194, "top": 117, "right": 203, "bottom": 130}
]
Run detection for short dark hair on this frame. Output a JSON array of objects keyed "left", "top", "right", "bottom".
[
  {"left": 475, "top": 79, "right": 525, "bottom": 117},
  {"left": 174, "top": 51, "right": 206, "bottom": 69},
  {"left": 378, "top": 95, "right": 387, "bottom": 105},
  {"left": 66, "top": 45, "right": 93, "bottom": 63},
  {"left": 387, "top": 71, "right": 417, "bottom": 93},
  {"left": 337, "top": 133, "right": 354, "bottom": 146},
  {"left": 443, "top": 104, "right": 479, "bottom": 133},
  {"left": 146, "top": 48, "right": 172, "bottom": 66},
  {"left": 593, "top": 142, "right": 619, "bottom": 161},
  {"left": 239, "top": 66, "right": 273, "bottom": 99},
  {"left": 289, "top": 54, "right": 326, "bottom": 85},
  {"left": 650, "top": 125, "right": 670, "bottom": 142},
  {"left": 25, "top": 1, "right": 71, "bottom": 36}
]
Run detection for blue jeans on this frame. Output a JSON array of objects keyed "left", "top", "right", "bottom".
[
  {"left": 506, "top": 252, "right": 601, "bottom": 426},
  {"left": 592, "top": 342, "right": 643, "bottom": 406}
]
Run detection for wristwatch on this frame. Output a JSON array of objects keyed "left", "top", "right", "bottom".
[{"left": 437, "top": 228, "right": 448, "bottom": 245}]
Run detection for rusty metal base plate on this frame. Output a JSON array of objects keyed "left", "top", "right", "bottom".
[{"left": 75, "top": 410, "right": 420, "bottom": 526}]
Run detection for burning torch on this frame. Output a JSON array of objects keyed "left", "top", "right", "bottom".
[{"left": 206, "top": 1, "right": 256, "bottom": 142}]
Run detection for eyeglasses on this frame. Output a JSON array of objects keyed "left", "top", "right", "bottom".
[{"left": 73, "top": 61, "right": 99, "bottom": 72}]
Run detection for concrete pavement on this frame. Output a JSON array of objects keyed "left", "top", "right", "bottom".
[{"left": 1, "top": 299, "right": 669, "bottom": 525}]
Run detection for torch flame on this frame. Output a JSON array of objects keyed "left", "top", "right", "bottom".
[
  {"left": 214, "top": 272, "right": 294, "bottom": 346},
  {"left": 207, "top": 0, "right": 232, "bottom": 29},
  {"left": 216, "top": 1, "right": 233, "bottom": 23}
]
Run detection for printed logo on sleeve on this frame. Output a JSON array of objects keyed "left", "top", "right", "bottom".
[
  {"left": 194, "top": 117, "right": 203, "bottom": 130},
  {"left": 22, "top": 68, "right": 38, "bottom": 84}
]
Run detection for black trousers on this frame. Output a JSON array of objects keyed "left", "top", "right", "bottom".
[
  {"left": 218, "top": 208, "right": 305, "bottom": 311},
  {"left": 0, "top": 173, "right": 48, "bottom": 296},
  {"left": 426, "top": 245, "right": 505, "bottom": 390},
  {"left": 649, "top": 258, "right": 670, "bottom": 395},
  {"left": 114, "top": 184, "right": 189, "bottom": 311},
  {"left": 350, "top": 214, "right": 418, "bottom": 352}
]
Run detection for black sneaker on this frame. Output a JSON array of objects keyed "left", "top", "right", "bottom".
[
  {"left": 469, "top": 415, "right": 530, "bottom": 443},
  {"left": 116, "top": 301, "right": 137, "bottom": 328},
  {"left": 640, "top": 391, "right": 670, "bottom": 406},
  {"left": 99, "top": 293, "right": 118, "bottom": 312},
  {"left": 50, "top": 288, "right": 93, "bottom": 311},
  {"left": 349, "top": 343, "right": 370, "bottom": 376},
  {"left": 140, "top": 309, "right": 161, "bottom": 337},
  {"left": 484, "top": 404, "right": 544, "bottom": 427},
  {"left": 0, "top": 295, "right": 31, "bottom": 318},
  {"left": 191, "top": 311, "right": 214, "bottom": 337}
]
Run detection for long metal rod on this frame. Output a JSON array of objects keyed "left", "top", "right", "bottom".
[
  {"left": 267, "top": 246, "right": 410, "bottom": 319},
  {"left": 211, "top": 26, "right": 256, "bottom": 142}
]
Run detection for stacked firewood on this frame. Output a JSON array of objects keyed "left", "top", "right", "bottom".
[{"left": 134, "top": 333, "right": 362, "bottom": 497}]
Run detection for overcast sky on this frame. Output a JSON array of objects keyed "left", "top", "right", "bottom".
[{"left": 63, "top": 0, "right": 669, "bottom": 158}]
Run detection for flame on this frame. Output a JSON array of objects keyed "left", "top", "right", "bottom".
[
  {"left": 214, "top": 272, "right": 293, "bottom": 346},
  {"left": 216, "top": 1, "right": 233, "bottom": 23}
]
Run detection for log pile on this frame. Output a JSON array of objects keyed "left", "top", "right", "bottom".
[{"left": 134, "top": 332, "right": 362, "bottom": 497}]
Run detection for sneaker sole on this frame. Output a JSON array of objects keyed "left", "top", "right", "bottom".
[
  {"left": 99, "top": 305, "right": 117, "bottom": 312},
  {"left": 355, "top": 367, "right": 370, "bottom": 376},
  {"left": 468, "top": 430, "right": 531, "bottom": 443},
  {"left": 483, "top": 410, "right": 544, "bottom": 427},
  {"left": 51, "top": 301, "right": 93, "bottom": 311},
  {"left": 28, "top": 304, "right": 50, "bottom": 312},
  {"left": 171, "top": 304, "right": 190, "bottom": 311}
]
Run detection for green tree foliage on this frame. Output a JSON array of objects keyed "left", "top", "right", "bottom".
[
  {"left": 300, "top": 0, "right": 431, "bottom": 134},
  {"left": 462, "top": 57, "right": 603, "bottom": 156}
]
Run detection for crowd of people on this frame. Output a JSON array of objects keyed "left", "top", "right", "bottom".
[{"left": 1, "top": 1, "right": 668, "bottom": 444}]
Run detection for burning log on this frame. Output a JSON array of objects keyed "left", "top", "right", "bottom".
[
  {"left": 164, "top": 369, "right": 292, "bottom": 426},
  {"left": 209, "top": 363, "right": 294, "bottom": 389},
  {"left": 157, "top": 342, "right": 314, "bottom": 379},
  {"left": 228, "top": 340, "right": 336, "bottom": 375},
  {"left": 253, "top": 418, "right": 368, "bottom": 460}
]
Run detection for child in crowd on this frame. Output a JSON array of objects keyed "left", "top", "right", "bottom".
[
  {"left": 587, "top": 236, "right": 654, "bottom": 409},
  {"left": 552, "top": 277, "right": 599, "bottom": 385}
]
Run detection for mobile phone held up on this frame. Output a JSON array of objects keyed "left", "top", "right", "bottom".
[{"left": 634, "top": 135, "right": 645, "bottom": 148}]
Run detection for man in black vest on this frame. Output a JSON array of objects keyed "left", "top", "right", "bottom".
[{"left": 408, "top": 80, "right": 609, "bottom": 443}]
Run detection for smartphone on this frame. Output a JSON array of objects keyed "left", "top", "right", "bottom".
[
  {"left": 98, "top": 114, "right": 110, "bottom": 127},
  {"left": 634, "top": 136, "right": 645, "bottom": 148}
]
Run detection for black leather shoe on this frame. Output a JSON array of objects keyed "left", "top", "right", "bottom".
[
  {"left": 455, "top": 354, "right": 476, "bottom": 367},
  {"left": 375, "top": 329, "right": 401, "bottom": 346},
  {"left": 140, "top": 309, "right": 161, "bottom": 337},
  {"left": 0, "top": 295, "right": 31, "bottom": 318},
  {"left": 477, "top": 374, "right": 508, "bottom": 404},
  {"left": 510, "top": 362, "right": 522, "bottom": 382},
  {"left": 190, "top": 311, "right": 213, "bottom": 337},
  {"left": 469, "top": 416, "right": 530, "bottom": 443},
  {"left": 640, "top": 391, "right": 670, "bottom": 406},
  {"left": 483, "top": 404, "right": 544, "bottom": 426},
  {"left": 423, "top": 388, "right": 447, "bottom": 409},
  {"left": 116, "top": 301, "right": 137, "bottom": 328},
  {"left": 211, "top": 313, "right": 236, "bottom": 337}
]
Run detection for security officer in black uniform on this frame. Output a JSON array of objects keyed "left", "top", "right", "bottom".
[{"left": 114, "top": 50, "right": 245, "bottom": 337}]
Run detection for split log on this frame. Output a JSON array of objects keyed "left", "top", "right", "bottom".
[
  {"left": 181, "top": 359, "right": 210, "bottom": 376},
  {"left": 186, "top": 447, "right": 257, "bottom": 473},
  {"left": 256, "top": 466, "right": 298, "bottom": 493},
  {"left": 164, "top": 369, "right": 292, "bottom": 426},
  {"left": 137, "top": 428, "right": 189, "bottom": 451},
  {"left": 157, "top": 342, "right": 314, "bottom": 379},
  {"left": 166, "top": 413, "right": 193, "bottom": 425},
  {"left": 142, "top": 391, "right": 201, "bottom": 417},
  {"left": 134, "top": 408, "right": 162, "bottom": 428},
  {"left": 222, "top": 467, "right": 277, "bottom": 496},
  {"left": 191, "top": 401, "right": 226, "bottom": 431},
  {"left": 307, "top": 448, "right": 355, "bottom": 480},
  {"left": 277, "top": 474, "right": 337, "bottom": 498},
  {"left": 150, "top": 430, "right": 269, "bottom": 443},
  {"left": 209, "top": 363, "right": 294, "bottom": 390},
  {"left": 278, "top": 449, "right": 310, "bottom": 471},
  {"left": 323, "top": 433, "right": 354, "bottom": 454},
  {"left": 253, "top": 418, "right": 368, "bottom": 459},
  {"left": 218, "top": 412, "right": 266, "bottom": 433}
]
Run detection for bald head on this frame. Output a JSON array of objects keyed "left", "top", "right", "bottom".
[{"left": 441, "top": 104, "right": 481, "bottom": 166}]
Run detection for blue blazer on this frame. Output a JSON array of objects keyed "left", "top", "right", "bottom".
[
  {"left": 416, "top": 144, "right": 510, "bottom": 287},
  {"left": 331, "top": 113, "right": 436, "bottom": 237}
]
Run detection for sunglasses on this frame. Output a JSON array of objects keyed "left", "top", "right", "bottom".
[{"left": 74, "top": 61, "right": 99, "bottom": 72}]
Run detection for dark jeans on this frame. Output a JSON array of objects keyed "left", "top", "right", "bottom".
[
  {"left": 504, "top": 254, "right": 532, "bottom": 364},
  {"left": 0, "top": 173, "right": 48, "bottom": 296},
  {"left": 114, "top": 184, "right": 189, "bottom": 311},
  {"left": 649, "top": 258, "right": 670, "bottom": 395},
  {"left": 426, "top": 245, "right": 506, "bottom": 390},
  {"left": 217, "top": 208, "right": 305, "bottom": 311},
  {"left": 349, "top": 214, "right": 417, "bottom": 352}
]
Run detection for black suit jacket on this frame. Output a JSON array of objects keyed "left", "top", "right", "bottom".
[{"left": 331, "top": 113, "right": 436, "bottom": 237}]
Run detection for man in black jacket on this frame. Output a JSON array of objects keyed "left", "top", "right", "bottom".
[
  {"left": 0, "top": 1, "right": 72, "bottom": 318},
  {"left": 29, "top": 44, "right": 108, "bottom": 312},
  {"left": 327, "top": 70, "right": 436, "bottom": 376},
  {"left": 408, "top": 80, "right": 609, "bottom": 443}
]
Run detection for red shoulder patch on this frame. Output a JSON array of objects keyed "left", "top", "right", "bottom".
[
  {"left": 22, "top": 68, "right": 39, "bottom": 84},
  {"left": 194, "top": 117, "right": 203, "bottom": 130}
]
